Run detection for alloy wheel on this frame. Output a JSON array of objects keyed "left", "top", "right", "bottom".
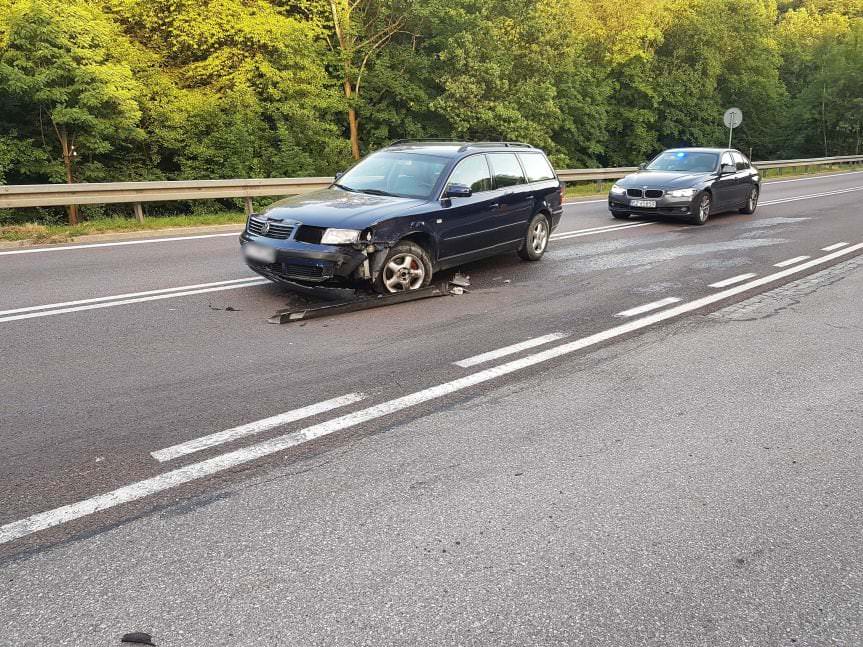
[
  {"left": 383, "top": 253, "right": 426, "bottom": 292},
  {"left": 531, "top": 220, "right": 549, "bottom": 254}
]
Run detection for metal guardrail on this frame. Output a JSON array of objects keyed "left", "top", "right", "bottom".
[{"left": 1, "top": 155, "right": 861, "bottom": 216}]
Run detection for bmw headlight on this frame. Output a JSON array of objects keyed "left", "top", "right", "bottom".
[
  {"left": 610, "top": 184, "right": 626, "bottom": 196},
  {"left": 666, "top": 188, "right": 696, "bottom": 199},
  {"left": 320, "top": 228, "right": 361, "bottom": 244}
]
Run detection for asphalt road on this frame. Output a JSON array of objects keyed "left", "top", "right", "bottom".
[{"left": 1, "top": 170, "right": 861, "bottom": 645}]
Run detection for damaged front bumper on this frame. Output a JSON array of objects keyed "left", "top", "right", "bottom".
[{"left": 240, "top": 231, "right": 370, "bottom": 287}]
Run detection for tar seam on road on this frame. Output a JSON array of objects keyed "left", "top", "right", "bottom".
[{"left": 2, "top": 240, "right": 860, "bottom": 546}]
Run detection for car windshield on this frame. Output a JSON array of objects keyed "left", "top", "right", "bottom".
[
  {"left": 646, "top": 151, "right": 718, "bottom": 173},
  {"left": 335, "top": 152, "right": 449, "bottom": 199}
]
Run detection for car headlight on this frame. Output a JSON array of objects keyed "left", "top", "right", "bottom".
[
  {"left": 320, "top": 228, "right": 361, "bottom": 245},
  {"left": 610, "top": 184, "right": 626, "bottom": 196},
  {"left": 666, "top": 188, "right": 696, "bottom": 199}
]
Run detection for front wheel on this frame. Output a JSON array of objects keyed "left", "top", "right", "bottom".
[
  {"left": 690, "top": 193, "right": 711, "bottom": 225},
  {"left": 518, "top": 213, "right": 550, "bottom": 261},
  {"left": 739, "top": 186, "right": 759, "bottom": 214},
  {"left": 372, "top": 241, "right": 433, "bottom": 294}
]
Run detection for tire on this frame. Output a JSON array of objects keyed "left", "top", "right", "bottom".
[
  {"left": 372, "top": 240, "right": 433, "bottom": 294},
  {"left": 518, "top": 213, "right": 551, "bottom": 261},
  {"left": 611, "top": 211, "right": 630, "bottom": 220},
  {"left": 739, "top": 185, "right": 759, "bottom": 214},
  {"left": 690, "top": 192, "right": 711, "bottom": 225}
]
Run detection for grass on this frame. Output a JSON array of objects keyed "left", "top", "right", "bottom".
[{"left": 0, "top": 212, "right": 245, "bottom": 244}]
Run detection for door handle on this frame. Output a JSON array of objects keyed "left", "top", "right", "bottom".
[{"left": 489, "top": 202, "right": 500, "bottom": 209}]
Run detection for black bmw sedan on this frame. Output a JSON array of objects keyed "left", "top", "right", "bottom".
[
  {"left": 240, "top": 141, "right": 564, "bottom": 293},
  {"left": 608, "top": 148, "right": 760, "bottom": 225}
]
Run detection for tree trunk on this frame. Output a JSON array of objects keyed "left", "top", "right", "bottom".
[
  {"left": 59, "top": 127, "right": 78, "bottom": 225},
  {"left": 348, "top": 106, "right": 360, "bottom": 160}
]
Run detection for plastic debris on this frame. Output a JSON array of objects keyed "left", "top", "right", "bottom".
[
  {"left": 450, "top": 272, "right": 471, "bottom": 288},
  {"left": 121, "top": 632, "right": 155, "bottom": 646},
  {"left": 450, "top": 286, "right": 465, "bottom": 295}
]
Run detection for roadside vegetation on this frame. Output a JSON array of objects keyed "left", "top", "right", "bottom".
[{"left": 1, "top": 0, "right": 863, "bottom": 227}]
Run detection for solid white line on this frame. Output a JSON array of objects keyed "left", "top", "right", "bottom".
[
  {"left": 761, "top": 186, "right": 863, "bottom": 206},
  {"left": 766, "top": 170, "right": 863, "bottom": 185},
  {"left": 1, "top": 241, "right": 860, "bottom": 545},
  {"left": 774, "top": 256, "right": 811, "bottom": 268},
  {"left": 453, "top": 333, "right": 567, "bottom": 368},
  {"left": 615, "top": 297, "right": 682, "bottom": 318},
  {"left": 0, "top": 279, "right": 270, "bottom": 324},
  {"left": 0, "top": 232, "right": 240, "bottom": 257},
  {"left": 0, "top": 277, "right": 261, "bottom": 317},
  {"left": 822, "top": 242, "right": 849, "bottom": 251},
  {"left": 708, "top": 273, "right": 758, "bottom": 288},
  {"left": 563, "top": 198, "right": 608, "bottom": 206},
  {"left": 552, "top": 222, "right": 653, "bottom": 240},
  {"left": 151, "top": 393, "right": 367, "bottom": 462}
]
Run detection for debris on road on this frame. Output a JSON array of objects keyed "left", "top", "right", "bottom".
[
  {"left": 450, "top": 272, "right": 471, "bottom": 288},
  {"left": 120, "top": 632, "right": 156, "bottom": 645}
]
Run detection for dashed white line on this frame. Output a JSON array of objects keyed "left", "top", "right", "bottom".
[
  {"left": 1, "top": 241, "right": 860, "bottom": 545},
  {"left": 708, "top": 273, "right": 758, "bottom": 288},
  {"left": 0, "top": 277, "right": 262, "bottom": 317},
  {"left": 774, "top": 256, "right": 811, "bottom": 268},
  {"left": 0, "top": 278, "right": 270, "bottom": 324},
  {"left": 0, "top": 232, "right": 240, "bottom": 256},
  {"left": 761, "top": 186, "right": 863, "bottom": 206},
  {"left": 615, "top": 297, "right": 682, "bottom": 318},
  {"left": 453, "top": 333, "right": 567, "bottom": 368},
  {"left": 151, "top": 393, "right": 367, "bottom": 462},
  {"left": 822, "top": 242, "right": 849, "bottom": 251}
]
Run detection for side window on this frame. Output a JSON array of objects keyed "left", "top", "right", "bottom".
[
  {"left": 488, "top": 153, "right": 526, "bottom": 188},
  {"left": 446, "top": 155, "right": 492, "bottom": 193},
  {"left": 518, "top": 153, "right": 555, "bottom": 182},
  {"left": 733, "top": 152, "right": 750, "bottom": 171},
  {"left": 721, "top": 152, "right": 735, "bottom": 170}
]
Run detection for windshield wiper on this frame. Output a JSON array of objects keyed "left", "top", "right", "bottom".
[
  {"left": 357, "top": 188, "right": 397, "bottom": 197},
  {"left": 333, "top": 182, "right": 356, "bottom": 192}
]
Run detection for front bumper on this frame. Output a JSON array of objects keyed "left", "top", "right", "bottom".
[
  {"left": 239, "top": 231, "right": 367, "bottom": 286},
  {"left": 608, "top": 193, "right": 699, "bottom": 218}
]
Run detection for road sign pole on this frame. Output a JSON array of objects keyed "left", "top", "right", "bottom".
[{"left": 728, "top": 124, "right": 733, "bottom": 148}]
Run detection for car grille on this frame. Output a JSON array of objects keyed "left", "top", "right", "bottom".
[
  {"left": 626, "top": 189, "right": 643, "bottom": 198},
  {"left": 645, "top": 189, "right": 663, "bottom": 198},
  {"left": 247, "top": 216, "right": 295, "bottom": 240},
  {"left": 283, "top": 263, "right": 325, "bottom": 278},
  {"left": 627, "top": 188, "right": 664, "bottom": 199},
  {"left": 247, "top": 260, "right": 333, "bottom": 282}
]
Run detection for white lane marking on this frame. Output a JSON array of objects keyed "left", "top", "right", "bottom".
[
  {"left": 822, "top": 242, "right": 849, "bottom": 251},
  {"left": 0, "top": 278, "right": 261, "bottom": 317},
  {"left": 552, "top": 222, "right": 654, "bottom": 240},
  {"left": 708, "top": 273, "right": 758, "bottom": 288},
  {"left": 151, "top": 393, "right": 367, "bottom": 462},
  {"left": 563, "top": 198, "right": 607, "bottom": 206},
  {"left": 0, "top": 232, "right": 240, "bottom": 256},
  {"left": 0, "top": 279, "right": 269, "bottom": 324},
  {"left": 761, "top": 185, "right": 863, "bottom": 206},
  {"left": 774, "top": 256, "right": 811, "bottom": 268},
  {"left": 453, "top": 333, "right": 567, "bottom": 368},
  {"left": 615, "top": 297, "right": 682, "bottom": 318},
  {"left": 766, "top": 170, "right": 863, "bottom": 185},
  {"left": 1, "top": 241, "right": 861, "bottom": 545}
]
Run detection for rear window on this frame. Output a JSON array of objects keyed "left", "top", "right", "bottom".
[
  {"left": 488, "top": 153, "right": 525, "bottom": 188},
  {"left": 518, "top": 153, "right": 555, "bottom": 182}
]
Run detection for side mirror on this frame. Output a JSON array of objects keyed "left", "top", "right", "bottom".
[
  {"left": 638, "top": 162, "right": 647, "bottom": 170},
  {"left": 334, "top": 171, "right": 344, "bottom": 181},
  {"left": 445, "top": 183, "right": 472, "bottom": 199},
  {"left": 720, "top": 163, "right": 736, "bottom": 175}
]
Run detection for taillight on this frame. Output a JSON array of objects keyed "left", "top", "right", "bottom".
[{"left": 559, "top": 181, "right": 566, "bottom": 203}]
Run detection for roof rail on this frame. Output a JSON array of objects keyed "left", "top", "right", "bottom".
[
  {"left": 457, "top": 141, "right": 534, "bottom": 152},
  {"left": 387, "top": 138, "right": 460, "bottom": 146}
]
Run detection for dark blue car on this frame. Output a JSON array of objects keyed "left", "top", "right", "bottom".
[{"left": 240, "top": 141, "right": 564, "bottom": 293}]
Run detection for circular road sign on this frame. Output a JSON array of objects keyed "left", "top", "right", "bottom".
[{"left": 724, "top": 107, "right": 743, "bottom": 129}]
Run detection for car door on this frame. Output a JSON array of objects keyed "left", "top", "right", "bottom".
[
  {"left": 732, "top": 151, "right": 754, "bottom": 205},
  {"left": 437, "top": 154, "right": 500, "bottom": 261},
  {"left": 713, "top": 151, "right": 740, "bottom": 209},
  {"left": 486, "top": 153, "right": 533, "bottom": 245}
]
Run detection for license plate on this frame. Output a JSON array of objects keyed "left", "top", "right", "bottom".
[
  {"left": 244, "top": 243, "right": 276, "bottom": 264},
  {"left": 630, "top": 199, "right": 657, "bottom": 208}
]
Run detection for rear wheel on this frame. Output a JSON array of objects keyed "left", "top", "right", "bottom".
[
  {"left": 690, "top": 192, "right": 711, "bottom": 225},
  {"left": 739, "top": 185, "right": 759, "bottom": 214},
  {"left": 372, "top": 241, "right": 433, "bottom": 294},
  {"left": 518, "top": 213, "right": 550, "bottom": 261}
]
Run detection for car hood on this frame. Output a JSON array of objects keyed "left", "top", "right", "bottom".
[
  {"left": 261, "top": 188, "right": 428, "bottom": 229},
  {"left": 617, "top": 170, "right": 714, "bottom": 189}
]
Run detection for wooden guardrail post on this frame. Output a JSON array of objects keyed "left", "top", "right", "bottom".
[
  {"left": 133, "top": 202, "right": 144, "bottom": 223},
  {"left": 244, "top": 197, "right": 253, "bottom": 217}
]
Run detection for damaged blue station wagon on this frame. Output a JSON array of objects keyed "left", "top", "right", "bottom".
[{"left": 240, "top": 141, "right": 564, "bottom": 293}]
